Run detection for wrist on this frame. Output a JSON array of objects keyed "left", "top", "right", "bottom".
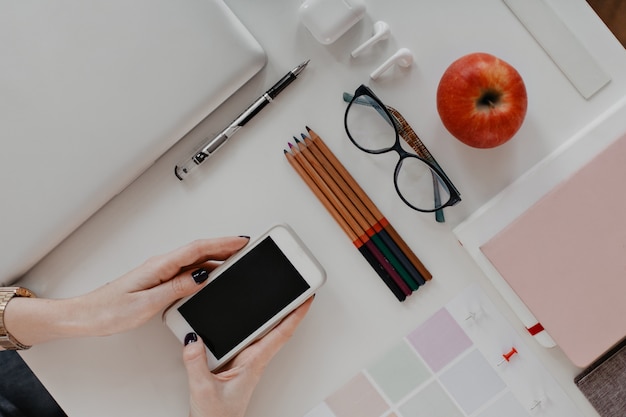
[{"left": 3, "top": 296, "right": 87, "bottom": 346}]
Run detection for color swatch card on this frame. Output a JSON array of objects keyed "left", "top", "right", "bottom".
[{"left": 303, "top": 284, "right": 584, "bottom": 417}]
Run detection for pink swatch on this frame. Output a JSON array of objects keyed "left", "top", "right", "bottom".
[
  {"left": 407, "top": 308, "right": 472, "bottom": 372},
  {"left": 325, "top": 373, "right": 388, "bottom": 417}
]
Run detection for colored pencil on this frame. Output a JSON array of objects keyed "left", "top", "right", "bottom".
[
  {"left": 289, "top": 142, "right": 412, "bottom": 296},
  {"left": 284, "top": 148, "right": 409, "bottom": 301},
  {"left": 300, "top": 135, "right": 425, "bottom": 287},
  {"left": 305, "top": 126, "right": 432, "bottom": 281}
]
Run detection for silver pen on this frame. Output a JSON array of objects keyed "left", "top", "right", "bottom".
[{"left": 175, "top": 59, "right": 310, "bottom": 180}]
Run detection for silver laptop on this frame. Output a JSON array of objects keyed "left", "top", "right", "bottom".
[{"left": 0, "top": 0, "right": 266, "bottom": 284}]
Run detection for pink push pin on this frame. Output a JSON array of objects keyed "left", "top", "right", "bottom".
[{"left": 497, "top": 347, "right": 518, "bottom": 366}]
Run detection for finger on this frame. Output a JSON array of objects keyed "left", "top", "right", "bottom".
[
  {"left": 138, "top": 236, "right": 249, "bottom": 288},
  {"left": 144, "top": 267, "right": 206, "bottom": 308},
  {"left": 183, "top": 334, "right": 215, "bottom": 390},
  {"left": 156, "top": 236, "right": 249, "bottom": 278},
  {"left": 178, "top": 260, "right": 223, "bottom": 275},
  {"left": 143, "top": 258, "right": 230, "bottom": 307},
  {"left": 244, "top": 297, "right": 314, "bottom": 369}
]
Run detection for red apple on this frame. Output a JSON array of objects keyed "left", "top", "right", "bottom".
[{"left": 436, "top": 52, "right": 527, "bottom": 148}]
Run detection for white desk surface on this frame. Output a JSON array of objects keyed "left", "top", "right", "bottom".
[{"left": 17, "top": 1, "right": 626, "bottom": 416}]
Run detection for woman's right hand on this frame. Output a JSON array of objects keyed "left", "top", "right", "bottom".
[{"left": 182, "top": 297, "right": 314, "bottom": 417}]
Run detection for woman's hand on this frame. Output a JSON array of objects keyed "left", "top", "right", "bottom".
[
  {"left": 72, "top": 236, "right": 250, "bottom": 337},
  {"left": 4, "top": 236, "right": 249, "bottom": 346},
  {"left": 182, "top": 297, "right": 314, "bottom": 417}
]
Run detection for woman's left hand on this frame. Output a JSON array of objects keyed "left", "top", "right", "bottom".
[
  {"left": 3, "top": 236, "right": 249, "bottom": 346},
  {"left": 74, "top": 236, "right": 250, "bottom": 337}
]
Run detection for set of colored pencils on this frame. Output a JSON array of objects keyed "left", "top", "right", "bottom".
[{"left": 284, "top": 127, "right": 431, "bottom": 301}]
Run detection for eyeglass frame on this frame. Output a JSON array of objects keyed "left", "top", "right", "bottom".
[{"left": 343, "top": 84, "right": 461, "bottom": 217}]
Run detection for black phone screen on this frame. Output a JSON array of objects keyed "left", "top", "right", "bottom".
[{"left": 178, "top": 236, "right": 311, "bottom": 359}]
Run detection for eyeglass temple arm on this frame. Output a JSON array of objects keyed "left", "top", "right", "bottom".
[
  {"left": 386, "top": 107, "right": 456, "bottom": 188},
  {"left": 392, "top": 112, "right": 462, "bottom": 222}
]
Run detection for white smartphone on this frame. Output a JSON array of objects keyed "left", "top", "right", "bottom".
[{"left": 163, "top": 224, "right": 326, "bottom": 371}]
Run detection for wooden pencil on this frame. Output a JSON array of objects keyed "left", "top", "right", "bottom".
[
  {"left": 285, "top": 148, "right": 409, "bottom": 301},
  {"left": 306, "top": 126, "right": 432, "bottom": 281},
  {"left": 289, "top": 142, "right": 412, "bottom": 297},
  {"left": 302, "top": 135, "right": 425, "bottom": 287},
  {"left": 297, "top": 137, "right": 420, "bottom": 290}
]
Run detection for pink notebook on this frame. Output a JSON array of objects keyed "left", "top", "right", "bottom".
[{"left": 481, "top": 132, "right": 626, "bottom": 368}]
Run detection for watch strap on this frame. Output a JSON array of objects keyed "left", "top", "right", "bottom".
[{"left": 0, "top": 287, "right": 36, "bottom": 350}]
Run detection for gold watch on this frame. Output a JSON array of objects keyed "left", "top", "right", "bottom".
[{"left": 0, "top": 287, "right": 36, "bottom": 350}]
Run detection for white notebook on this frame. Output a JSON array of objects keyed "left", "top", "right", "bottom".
[
  {"left": 0, "top": 0, "right": 266, "bottom": 284},
  {"left": 454, "top": 96, "right": 626, "bottom": 364},
  {"left": 481, "top": 129, "right": 626, "bottom": 368}
]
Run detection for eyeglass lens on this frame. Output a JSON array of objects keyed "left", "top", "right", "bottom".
[
  {"left": 345, "top": 91, "right": 452, "bottom": 212},
  {"left": 395, "top": 156, "right": 451, "bottom": 211},
  {"left": 345, "top": 94, "right": 397, "bottom": 152}
]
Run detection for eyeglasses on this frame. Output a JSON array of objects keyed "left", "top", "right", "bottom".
[{"left": 343, "top": 85, "right": 461, "bottom": 222}]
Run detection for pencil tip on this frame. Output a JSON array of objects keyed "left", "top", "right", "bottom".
[
  {"left": 305, "top": 126, "right": 311, "bottom": 132},
  {"left": 295, "top": 136, "right": 301, "bottom": 143},
  {"left": 300, "top": 133, "right": 307, "bottom": 140},
  {"left": 288, "top": 142, "right": 294, "bottom": 149},
  {"left": 283, "top": 148, "right": 288, "bottom": 154}
]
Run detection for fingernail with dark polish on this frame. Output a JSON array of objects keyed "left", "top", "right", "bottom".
[
  {"left": 191, "top": 268, "right": 209, "bottom": 284},
  {"left": 184, "top": 332, "right": 198, "bottom": 346}
]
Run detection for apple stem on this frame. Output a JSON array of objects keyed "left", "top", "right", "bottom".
[{"left": 478, "top": 89, "right": 502, "bottom": 109}]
